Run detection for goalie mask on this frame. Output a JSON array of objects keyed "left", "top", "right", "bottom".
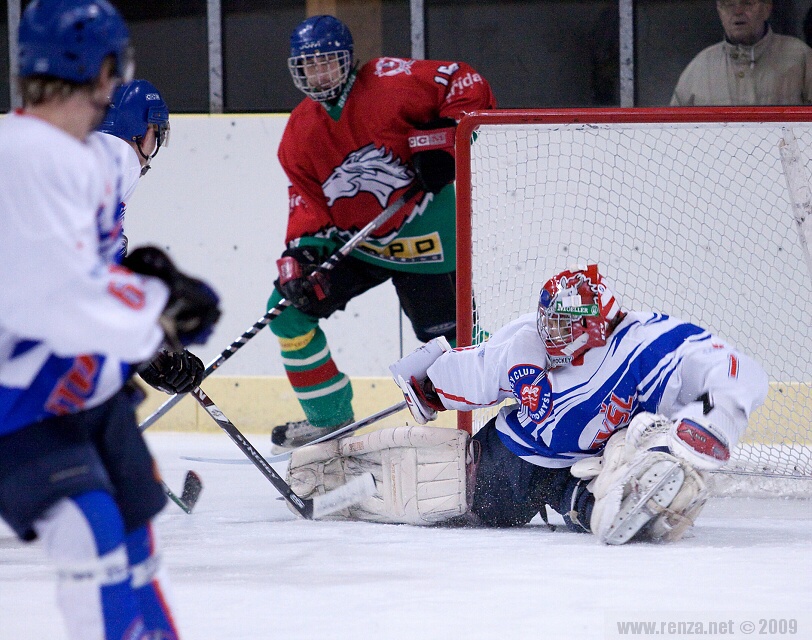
[
  {"left": 288, "top": 15, "right": 354, "bottom": 103},
  {"left": 537, "top": 264, "right": 621, "bottom": 367}
]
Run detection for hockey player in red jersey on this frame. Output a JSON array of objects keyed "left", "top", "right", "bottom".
[{"left": 268, "top": 15, "right": 496, "bottom": 451}]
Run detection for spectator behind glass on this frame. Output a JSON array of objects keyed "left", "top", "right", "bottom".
[{"left": 671, "top": 0, "right": 812, "bottom": 105}]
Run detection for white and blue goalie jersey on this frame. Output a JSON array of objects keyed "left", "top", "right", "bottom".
[{"left": 428, "top": 311, "right": 769, "bottom": 468}]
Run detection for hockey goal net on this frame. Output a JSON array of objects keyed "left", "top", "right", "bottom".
[{"left": 455, "top": 107, "right": 812, "bottom": 480}]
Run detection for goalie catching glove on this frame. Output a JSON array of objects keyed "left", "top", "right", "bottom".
[
  {"left": 408, "top": 118, "right": 456, "bottom": 194},
  {"left": 138, "top": 349, "right": 205, "bottom": 395},
  {"left": 274, "top": 245, "right": 332, "bottom": 315},
  {"left": 122, "top": 246, "right": 221, "bottom": 347},
  {"left": 389, "top": 337, "right": 452, "bottom": 424}
]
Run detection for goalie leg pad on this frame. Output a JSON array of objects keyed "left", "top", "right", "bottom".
[
  {"left": 591, "top": 452, "right": 686, "bottom": 545},
  {"left": 287, "top": 426, "right": 472, "bottom": 525},
  {"left": 587, "top": 426, "right": 712, "bottom": 544},
  {"left": 645, "top": 464, "right": 709, "bottom": 543}
]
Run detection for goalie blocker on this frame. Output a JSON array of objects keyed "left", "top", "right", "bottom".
[{"left": 286, "top": 409, "right": 720, "bottom": 543}]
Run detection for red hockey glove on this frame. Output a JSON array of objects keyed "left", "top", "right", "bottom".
[{"left": 274, "top": 246, "right": 332, "bottom": 314}]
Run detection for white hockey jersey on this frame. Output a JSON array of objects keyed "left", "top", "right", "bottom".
[
  {"left": 0, "top": 111, "right": 168, "bottom": 436},
  {"left": 428, "top": 311, "right": 769, "bottom": 468},
  {"left": 92, "top": 131, "right": 142, "bottom": 261}
]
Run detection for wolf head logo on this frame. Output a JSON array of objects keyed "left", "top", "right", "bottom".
[{"left": 323, "top": 143, "right": 413, "bottom": 207}]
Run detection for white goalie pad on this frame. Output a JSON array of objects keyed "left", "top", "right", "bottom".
[
  {"left": 287, "top": 425, "right": 473, "bottom": 525},
  {"left": 576, "top": 428, "right": 710, "bottom": 545}
]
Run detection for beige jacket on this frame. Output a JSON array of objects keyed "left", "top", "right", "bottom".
[{"left": 670, "top": 27, "right": 812, "bottom": 105}]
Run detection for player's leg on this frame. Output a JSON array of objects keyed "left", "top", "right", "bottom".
[
  {"left": 94, "top": 389, "right": 180, "bottom": 639},
  {"left": 125, "top": 523, "right": 179, "bottom": 638},
  {"left": 286, "top": 418, "right": 568, "bottom": 528},
  {"left": 0, "top": 393, "right": 158, "bottom": 640},
  {"left": 469, "top": 418, "right": 571, "bottom": 527},
  {"left": 267, "top": 257, "right": 391, "bottom": 450},
  {"left": 391, "top": 270, "right": 457, "bottom": 344},
  {"left": 33, "top": 491, "right": 146, "bottom": 640}
]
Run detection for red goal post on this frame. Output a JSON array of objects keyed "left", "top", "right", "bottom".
[{"left": 454, "top": 107, "right": 812, "bottom": 479}]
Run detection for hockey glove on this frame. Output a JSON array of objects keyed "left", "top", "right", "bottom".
[
  {"left": 123, "top": 246, "right": 221, "bottom": 347},
  {"left": 390, "top": 337, "right": 452, "bottom": 424},
  {"left": 139, "top": 349, "right": 205, "bottom": 395},
  {"left": 274, "top": 245, "right": 332, "bottom": 314},
  {"left": 408, "top": 118, "right": 457, "bottom": 195}
]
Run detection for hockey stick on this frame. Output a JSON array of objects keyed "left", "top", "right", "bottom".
[
  {"left": 161, "top": 471, "right": 203, "bottom": 514},
  {"left": 178, "top": 400, "right": 408, "bottom": 465},
  {"left": 138, "top": 183, "right": 423, "bottom": 433},
  {"left": 189, "top": 386, "right": 375, "bottom": 519}
]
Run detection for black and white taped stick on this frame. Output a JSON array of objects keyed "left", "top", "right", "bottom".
[
  {"left": 138, "top": 183, "right": 423, "bottom": 433},
  {"left": 190, "top": 386, "right": 375, "bottom": 518},
  {"left": 161, "top": 470, "right": 203, "bottom": 514}
]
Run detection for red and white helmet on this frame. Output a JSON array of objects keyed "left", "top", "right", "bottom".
[{"left": 537, "top": 264, "right": 622, "bottom": 367}]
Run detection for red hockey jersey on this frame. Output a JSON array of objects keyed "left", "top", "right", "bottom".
[{"left": 278, "top": 57, "right": 496, "bottom": 272}]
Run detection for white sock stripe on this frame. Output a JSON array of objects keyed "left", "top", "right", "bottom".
[
  {"left": 56, "top": 545, "right": 130, "bottom": 586},
  {"left": 294, "top": 375, "right": 350, "bottom": 400},
  {"left": 282, "top": 344, "right": 331, "bottom": 367},
  {"left": 130, "top": 552, "right": 162, "bottom": 589}
]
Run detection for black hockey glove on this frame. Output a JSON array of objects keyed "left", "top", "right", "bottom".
[
  {"left": 139, "top": 349, "right": 205, "bottom": 395},
  {"left": 123, "top": 246, "right": 221, "bottom": 347},
  {"left": 274, "top": 245, "right": 332, "bottom": 314},
  {"left": 408, "top": 118, "right": 457, "bottom": 195}
]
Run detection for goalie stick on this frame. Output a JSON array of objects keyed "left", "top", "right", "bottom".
[
  {"left": 161, "top": 471, "right": 203, "bottom": 514},
  {"left": 178, "top": 400, "right": 408, "bottom": 465},
  {"left": 138, "top": 183, "right": 423, "bottom": 433},
  {"left": 189, "top": 386, "right": 375, "bottom": 519}
]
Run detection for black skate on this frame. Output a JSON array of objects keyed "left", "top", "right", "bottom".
[{"left": 271, "top": 419, "right": 351, "bottom": 454}]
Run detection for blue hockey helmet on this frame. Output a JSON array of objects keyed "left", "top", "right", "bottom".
[
  {"left": 99, "top": 79, "right": 169, "bottom": 174},
  {"left": 288, "top": 15, "right": 353, "bottom": 102},
  {"left": 99, "top": 79, "right": 170, "bottom": 147},
  {"left": 18, "top": 0, "right": 133, "bottom": 84}
]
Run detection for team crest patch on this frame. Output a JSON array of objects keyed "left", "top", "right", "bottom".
[
  {"left": 375, "top": 57, "right": 415, "bottom": 77},
  {"left": 508, "top": 364, "right": 552, "bottom": 424},
  {"left": 322, "top": 143, "right": 412, "bottom": 207}
]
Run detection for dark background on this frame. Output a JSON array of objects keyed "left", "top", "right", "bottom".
[{"left": 1, "top": 0, "right": 810, "bottom": 113}]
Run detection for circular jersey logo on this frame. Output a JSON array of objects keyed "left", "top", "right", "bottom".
[{"left": 507, "top": 364, "right": 553, "bottom": 424}]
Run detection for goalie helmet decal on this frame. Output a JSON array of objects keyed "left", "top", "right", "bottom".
[{"left": 537, "top": 264, "right": 621, "bottom": 368}]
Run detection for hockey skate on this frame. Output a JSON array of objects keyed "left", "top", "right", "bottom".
[{"left": 271, "top": 419, "right": 351, "bottom": 454}]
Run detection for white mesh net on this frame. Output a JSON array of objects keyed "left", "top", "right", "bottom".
[{"left": 460, "top": 114, "right": 812, "bottom": 479}]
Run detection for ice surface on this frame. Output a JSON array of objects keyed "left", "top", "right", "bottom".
[{"left": 1, "top": 432, "right": 810, "bottom": 640}]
